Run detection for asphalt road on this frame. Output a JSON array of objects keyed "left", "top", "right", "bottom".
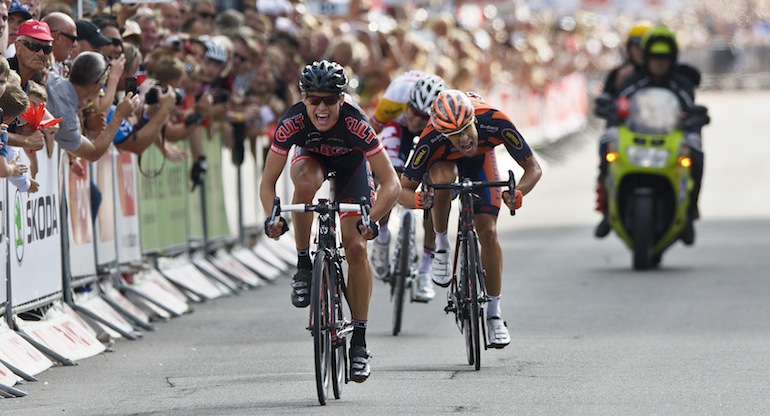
[{"left": 2, "top": 91, "right": 769, "bottom": 415}]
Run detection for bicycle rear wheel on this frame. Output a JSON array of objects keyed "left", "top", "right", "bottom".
[
  {"left": 464, "top": 234, "right": 482, "bottom": 370},
  {"left": 392, "top": 211, "right": 413, "bottom": 336},
  {"left": 311, "top": 253, "right": 332, "bottom": 405}
]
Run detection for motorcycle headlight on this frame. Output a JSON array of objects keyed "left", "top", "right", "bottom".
[{"left": 626, "top": 146, "right": 670, "bottom": 168}]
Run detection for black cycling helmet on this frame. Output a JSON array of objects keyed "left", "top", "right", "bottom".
[{"left": 299, "top": 60, "right": 348, "bottom": 94}]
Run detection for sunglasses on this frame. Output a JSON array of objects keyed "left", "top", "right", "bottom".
[
  {"left": 199, "top": 12, "right": 215, "bottom": 19},
  {"left": 306, "top": 95, "right": 341, "bottom": 106},
  {"left": 234, "top": 53, "right": 249, "bottom": 62},
  {"left": 442, "top": 119, "right": 475, "bottom": 138},
  {"left": 56, "top": 31, "right": 78, "bottom": 42},
  {"left": 110, "top": 37, "right": 123, "bottom": 47},
  {"left": 20, "top": 39, "right": 53, "bottom": 54},
  {"left": 409, "top": 104, "right": 430, "bottom": 120}
]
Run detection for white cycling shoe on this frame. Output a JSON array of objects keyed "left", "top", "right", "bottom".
[
  {"left": 413, "top": 272, "right": 435, "bottom": 302},
  {"left": 371, "top": 239, "right": 390, "bottom": 280},
  {"left": 486, "top": 316, "right": 511, "bottom": 349},
  {"left": 431, "top": 249, "right": 451, "bottom": 287}
]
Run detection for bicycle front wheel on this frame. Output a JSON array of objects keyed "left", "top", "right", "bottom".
[
  {"left": 330, "top": 263, "right": 346, "bottom": 399},
  {"left": 392, "top": 211, "right": 413, "bottom": 336},
  {"left": 311, "top": 253, "right": 332, "bottom": 405},
  {"left": 463, "top": 233, "right": 482, "bottom": 370}
]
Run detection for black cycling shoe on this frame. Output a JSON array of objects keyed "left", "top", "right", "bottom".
[
  {"left": 681, "top": 219, "right": 695, "bottom": 246},
  {"left": 349, "top": 345, "right": 371, "bottom": 383},
  {"left": 595, "top": 216, "right": 610, "bottom": 238},
  {"left": 290, "top": 269, "right": 312, "bottom": 308}
]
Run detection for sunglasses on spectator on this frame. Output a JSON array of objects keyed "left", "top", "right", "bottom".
[
  {"left": 54, "top": 31, "right": 78, "bottom": 42},
  {"left": 409, "top": 104, "right": 430, "bottom": 120},
  {"left": 306, "top": 95, "right": 341, "bottom": 106},
  {"left": 20, "top": 40, "right": 53, "bottom": 54},
  {"left": 234, "top": 53, "right": 249, "bottom": 62},
  {"left": 199, "top": 12, "right": 215, "bottom": 19},
  {"left": 110, "top": 38, "right": 123, "bottom": 47}
]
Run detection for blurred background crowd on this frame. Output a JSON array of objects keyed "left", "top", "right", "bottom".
[{"left": 0, "top": 0, "right": 767, "bottom": 165}]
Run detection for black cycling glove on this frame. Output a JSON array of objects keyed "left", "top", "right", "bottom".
[
  {"left": 264, "top": 217, "right": 289, "bottom": 237},
  {"left": 356, "top": 219, "right": 379, "bottom": 239}
]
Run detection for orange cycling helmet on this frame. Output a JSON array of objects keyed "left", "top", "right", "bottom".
[{"left": 431, "top": 89, "right": 475, "bottom": 135}]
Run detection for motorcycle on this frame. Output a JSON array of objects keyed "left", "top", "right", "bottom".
[{"left": 597, "top": 87, "right": 708, "bottom": 270}]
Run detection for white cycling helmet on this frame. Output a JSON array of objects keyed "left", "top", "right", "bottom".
[{"left": 409, "top": 75, "right": 447, "bottom": 114}]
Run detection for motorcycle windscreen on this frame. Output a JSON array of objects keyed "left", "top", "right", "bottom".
[{"left": 627, "top": 88, "right": 682, "bottom": 135}]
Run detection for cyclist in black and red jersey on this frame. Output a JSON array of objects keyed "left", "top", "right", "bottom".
[
  {"left": 398, "top": 90, "right": 542, "bottom": 348},
  {"left": 260, "top": 60, "right": 400, "bottom": 382}
]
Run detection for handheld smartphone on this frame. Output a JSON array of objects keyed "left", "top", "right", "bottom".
[{"left": 124, "top": 77, "right": 138, "bottom": 95}]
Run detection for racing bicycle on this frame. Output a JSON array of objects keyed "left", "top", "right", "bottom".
[
  {"left": 268, "top": 176, "right": 372, "bottom": 405},
  {"left": 424, "top": 170, "right": 516, "bottom": 370}
]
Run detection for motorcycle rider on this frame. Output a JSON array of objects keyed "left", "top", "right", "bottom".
[
  {"left": 608, "top": 26, "right": 707, "bottom": 244},
  {"left": 594, "top": 21, "right": 651, "bottom": 237}
]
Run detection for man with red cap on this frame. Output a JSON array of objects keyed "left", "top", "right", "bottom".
[
  {"left": 10, "top": 19, "right": 52, "bottom": 88},
  {"left": 5, "top": 19, "right": 51, "bottom": 153}
]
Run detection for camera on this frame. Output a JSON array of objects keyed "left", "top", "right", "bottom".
[
  {"left": 145, "top": 87, "right": 185, "bottom": 106},
  {"left": 212, "top": 89, "right": 230, "bottom": 104}
]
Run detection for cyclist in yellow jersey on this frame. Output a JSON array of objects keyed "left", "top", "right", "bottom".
[
  {"left": 369, "top": 70, "right": 427, "bottom": 133},
  {"left": 370, "top": 74, "right": 447, "bottom": 302}
]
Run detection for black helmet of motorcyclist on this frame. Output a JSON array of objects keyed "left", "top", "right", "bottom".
[
  {"left": 299, "top": 60, "right": 348, "bottom": 94},
  {"left": 641, "top": 26, "right": 678, "bottom": 64},
  {"left": 641, "top": 26, "right": 679, "bottom": 79}
]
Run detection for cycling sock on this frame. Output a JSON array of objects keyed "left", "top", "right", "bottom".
[
  {"left": 419, "top": 246, "right": 434, "bottom": 274},
  {"left": 487, "top": 295, "right": 501, "bottom": 319},
  {"left": 435, "top": 231, "right": 450, "bottom": 251},
  {"left": 297, "top": 249, "right": 312, "bottom": 270},
  {"left": 375, "top": 225, "right": 390, "bottom": 245},
  {"left": 351, "top": 320, "right": 367, "bottom": 347}
]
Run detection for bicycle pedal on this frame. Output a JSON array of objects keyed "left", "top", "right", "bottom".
[{"left": 444, "top": 304, "right": 456, "bottom": 314}]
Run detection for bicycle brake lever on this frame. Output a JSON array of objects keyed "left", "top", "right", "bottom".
[
  {"left": 270, "top": 197, "right": 281, "bottom": 225},
  {"left": 507, "top": 170, "right": 516, "bottom": 216}
]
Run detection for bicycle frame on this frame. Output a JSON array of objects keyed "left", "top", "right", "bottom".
[
  {"left": 269, "top": 178, "right": 371, "bottom": 405},
  {"left": 426, "top": 170, "right": 516, "bottom": 370}
]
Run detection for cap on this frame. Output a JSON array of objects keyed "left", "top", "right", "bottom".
[
  {"left": 17, "top": 20, "right": 53, "bottom": 42},
  {"left": 256, "top": 0, "right": 291, "bottom": 16},
  {"left": 76, "top": 20, "right": 112, "bottom": 47},
  {"left": 204, "top": 41, "right": 227, "bottom": 63},
  {"left": 9, "top": 0, "right": 32, "bottom": 20},
  {"left": 121, "top": 20, "right": 143, "bottom": 43}
]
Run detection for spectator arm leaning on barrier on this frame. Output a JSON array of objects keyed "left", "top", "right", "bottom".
[
  {"left": 116, "top": 88, "right": 176, "bottom": 154},
  {"left": 7, "top": 129, "right": 45, "bottom": 151},
  {"left": 72, "top": 94, "right": 140, "bottom": 162}
]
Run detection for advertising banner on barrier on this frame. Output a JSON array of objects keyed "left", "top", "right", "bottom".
[
  {"left": 10, "top": 145, "right": 62, "bottom": 307},
  {"left": 187, "top": 131, "right": 231, "bottom": 241},
  {"left": 486, "top": 72, "right": 588, "bottom": 148},
  {"left": 64, "top": 153, "right": 96, "bottom": 278},
  {"left": 115, "top": 151, "right": 141, "bottom": 263},
  {"left": 94, "top": 146, "right": 117, "bottom": 266},
  {"left": 137, "top": 145, "right": 188, "bottom": 253},
  {"left": 221, "top": 146, "right": 260, "bottom": 236}
]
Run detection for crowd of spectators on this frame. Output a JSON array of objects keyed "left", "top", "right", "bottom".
[{"left": 0, "top": 0, "right": 766, "bottom": 194}]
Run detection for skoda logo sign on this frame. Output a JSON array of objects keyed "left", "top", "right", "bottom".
[{"left": 13, "top": 190, "right": 24, "bottom": 264}]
